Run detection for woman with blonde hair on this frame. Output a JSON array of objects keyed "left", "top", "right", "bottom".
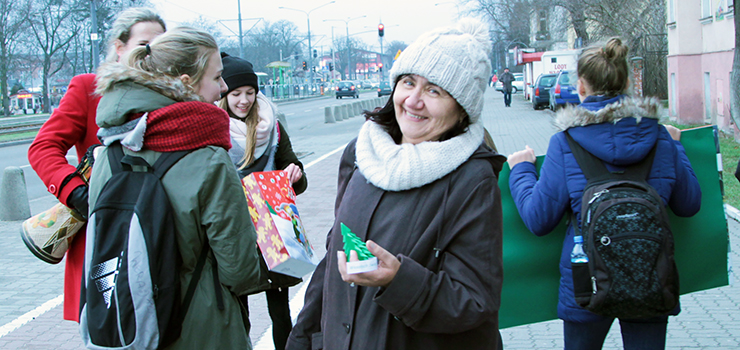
[
  {"left": 88, "top": 27, "right": 262, "bottom": 349},
  {"left": 27, "top": 7, "right": 165, "bottom": 322}
]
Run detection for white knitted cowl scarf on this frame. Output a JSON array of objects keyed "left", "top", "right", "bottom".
[{"left": 355, "top": 120, "right": 484, "bottom": 192}]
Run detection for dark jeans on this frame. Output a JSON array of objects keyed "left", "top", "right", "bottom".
[
  {"left": 503, "top": 90, "right": 512, "bottom": 106},
  {"left": 241, "top": 288, "right": 292, "bottom": 350},
  {"left": 563, "top": 315, "right": 668, "bottom": 350}
]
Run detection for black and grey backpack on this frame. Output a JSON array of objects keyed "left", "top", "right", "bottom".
[
  {"left": 80, "top": 143, "right": 219, "bottom": 349},
  {"left": 566, "top": 131, "right": 679, "bottom": 319}
]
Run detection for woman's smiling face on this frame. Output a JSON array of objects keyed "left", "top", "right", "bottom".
[
  {"left": 393, "top": 74, "right": 463, "bottom": 144},
  {"left": 227, "top": 86, "right": 257, "bottom": 119}
]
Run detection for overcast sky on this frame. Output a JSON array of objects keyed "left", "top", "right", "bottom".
[{"left": 148, "top": 0, "right": 473, "bottom": 53}]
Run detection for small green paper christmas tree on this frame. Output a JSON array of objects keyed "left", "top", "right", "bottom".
[{"left": 341, "top": 223, "right": 375, "bottom": 262}]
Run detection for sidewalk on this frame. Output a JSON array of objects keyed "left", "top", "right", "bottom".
[{"left": 0, "top": 89, "right": 737, "bottom": 350}]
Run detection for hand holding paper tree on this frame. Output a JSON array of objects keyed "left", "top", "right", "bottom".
[{"left": 337, "top": 223, "right": 400, "bottom": 288}]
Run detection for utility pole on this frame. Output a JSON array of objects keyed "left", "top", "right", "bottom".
[
  {"left": 90, "top": 0, "right": 100, "bottom": 69},
  {"left": 237, "top": 0, "right": 244, "bottom": 58},
  {"left": 279, "top": 1, "right": 335, "bottom": 89},
  {"left": 325, "top": 15, "right": 365, "bottom": 80}
]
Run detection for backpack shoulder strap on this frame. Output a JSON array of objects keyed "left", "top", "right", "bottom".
[
  {"left": 565, "top": 130, "right": 657, "bottom": 182},
  {"left": 107, "top": 143, "right": 126, "bottom": 174},
  {"left": 152, "top": 150, "right": 191, "bottom": 179},
  {"left": 565, "top": 130, "right": 610, "bottom": 182}
]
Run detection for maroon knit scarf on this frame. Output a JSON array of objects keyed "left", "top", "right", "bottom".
[{"left": 130, "top": 101, "right": 231, "bottom": 152}]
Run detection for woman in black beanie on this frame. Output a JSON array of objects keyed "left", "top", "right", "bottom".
[{"left": 218, "top": 52, "right": 307, "bottom": 350}]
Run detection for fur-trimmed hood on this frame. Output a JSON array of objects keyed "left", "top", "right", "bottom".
[
  {"left": 95, "top": 62, "right": 203, "bottom": 128},
  {"left": 557, "top": 95, "right": 668, "bottom": 166},
  {"left": 553, "top": 95, "right": 663, "bottom": 131}
]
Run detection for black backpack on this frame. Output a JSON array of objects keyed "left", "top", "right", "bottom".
[
  {"left": 566, "top": 131, "right": 679, "bottom": 319},
  {"left": 80, "top": 143, "right": 220, "bottom": 349}
]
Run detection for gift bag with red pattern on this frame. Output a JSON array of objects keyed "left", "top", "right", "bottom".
[{"left": 242, "top": 170, "right": 317, "bottom": 278}]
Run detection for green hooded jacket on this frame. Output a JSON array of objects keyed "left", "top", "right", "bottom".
[{"left": 89, "top": 64, "right": 263, "bottom": 350}]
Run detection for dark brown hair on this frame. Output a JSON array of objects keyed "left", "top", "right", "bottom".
[
  {"left": 577, "top": 37, "right": 630, "bottom": 97},
  {"left": 364, "top": 75, "right": 471, "bottom": 144}
]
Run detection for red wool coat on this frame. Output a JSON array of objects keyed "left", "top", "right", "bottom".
[{"left": 28, "top": 73, "right": 100, "bottom": 322}]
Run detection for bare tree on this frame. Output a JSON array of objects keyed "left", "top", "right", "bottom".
[
  {"left": 29, "top": 0, "right": 86, "bottom": 113},
  {"left": 0, "top": 0, "right": 32, "bottom": 116},
  {"left": 332, "top": 35, "right": 367, "bottom": 80},
  {"left": 181, "top": 16, "right": 233, "bottom": 50},
  {"left": 384, "top": 40, "right": 407, "bottom": 73},
  {"left": 243, "top": 20, "right": 303, "bottom": 79}
]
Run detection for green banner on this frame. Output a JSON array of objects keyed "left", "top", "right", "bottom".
[{"left": 498, "top": 126, "right": 730, "bottom": 329}]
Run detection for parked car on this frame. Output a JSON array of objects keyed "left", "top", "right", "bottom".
[
  {"left": 336, "top": 81, "right": 359, "bottom": 99},
  {"left": 549, "top": 70, "right": 580, "bottom": 110},
  {"left": 377, "top": 81, "right": 392, "bottom": 97},
  {"left": 532, "top": 73, "right": 558, "bottom": 110},
  {"left": 495, "top": 73, "right": 524, "bottom": 93}
]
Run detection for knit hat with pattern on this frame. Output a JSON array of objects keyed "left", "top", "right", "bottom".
[
  {"left": 221, "top": 52, "right": 259, "bottom": 98},
  {"left": 389, "top": 18, "right": 491, "bottom": 123}
]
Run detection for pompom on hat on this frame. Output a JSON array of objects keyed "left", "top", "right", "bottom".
[
  {"left": 390, "top": 18, "right": 491, "bottom": 123},
  {"left": 220, "top": 52, "right": 259, "bottom": 98}
]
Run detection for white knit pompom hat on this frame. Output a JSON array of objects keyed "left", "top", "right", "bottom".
[{"left": 389, "top": 18, "right": 491, "bottom": 123}]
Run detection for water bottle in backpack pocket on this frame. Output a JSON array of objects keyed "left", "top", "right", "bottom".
[{"left": 570, "top": 235, "right": 592, "bottom": 300}]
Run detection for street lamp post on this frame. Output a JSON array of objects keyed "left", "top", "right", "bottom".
[
  {"left": 279, "top": 1, "right": 335, "bottom": 87},
  {"left": 324, "top": 15, "right": 366, "bottom": 80}
]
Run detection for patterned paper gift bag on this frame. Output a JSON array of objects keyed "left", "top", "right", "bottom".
[{"left": 242, "top": 170, "right": 318, "bottom": 278}]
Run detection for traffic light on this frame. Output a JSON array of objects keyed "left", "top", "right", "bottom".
[
  {"left": 313, "top": 49, "right": 317, "bottom": 58},
  {"left": 302, "top": 61, "right": 307, "bottom": 70},
  {"left": 378, "top": 23, "right": 384, "bottom": 37},
  {"left": 329, "top": 63, "right": 334, "bottom": 71},
  {"left": 378, "top": 63, "right": 383, "bottom": 72}
]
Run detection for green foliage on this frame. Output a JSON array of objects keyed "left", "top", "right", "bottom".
[{"left": 719, "top": 132, "right": 740, "bottom": 209}]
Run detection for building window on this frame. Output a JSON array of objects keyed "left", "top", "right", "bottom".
[
  {"left": 668, "top": 0, "right": 675, "bottom": 23},
  {"left": 702, "top": 0, "right": 712, "bottom": 18}
]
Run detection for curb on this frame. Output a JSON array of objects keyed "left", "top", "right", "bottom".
[
  {"left": 726, "top": 204, "right": 740, "bottom": 223},
  {"left": 0, "top": 138, "right": 34, "bottom": 148}
]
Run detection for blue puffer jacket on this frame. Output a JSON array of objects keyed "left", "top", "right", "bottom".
[{"left": 509, "top": 95, "right": 702, "bottom": 323}]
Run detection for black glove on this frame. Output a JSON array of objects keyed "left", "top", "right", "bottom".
[
  {"left": 735, "top": 158, "right": 740, "bottom": 184},
  {"left": 67, "top": 185, "right": 89, "bottom": 220}
]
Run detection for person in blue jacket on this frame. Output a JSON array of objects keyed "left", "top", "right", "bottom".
[{"left": 507, "top": 37, "right": 702, "bottom": 350}]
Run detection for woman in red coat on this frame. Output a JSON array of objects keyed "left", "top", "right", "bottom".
[{"left": 27, "top": 7, "right": 165, "bottom": 322}]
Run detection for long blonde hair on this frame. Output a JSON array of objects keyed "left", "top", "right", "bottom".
[
  {"left": 219, "top": 96, "right": 261, "bottom": 168},
  {"left": 126, "top": 27, "right": 218, "bottom": 96}
]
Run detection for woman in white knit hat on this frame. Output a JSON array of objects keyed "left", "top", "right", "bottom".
[{"left": 287, "top": 18, "right": 506, "bottom": 350}]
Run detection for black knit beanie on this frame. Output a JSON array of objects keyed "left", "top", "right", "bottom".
[{"left": 220, "top": 52, "right": 259, "bottom": 98}]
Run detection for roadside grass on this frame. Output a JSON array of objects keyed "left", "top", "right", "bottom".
[
  {"left": 0, "top": 131, "right": 38, "bottom": 143},
  {"left": 719, "top": 132, "right": 740, "bottom": 208},
  {"left": 667, "top": 122, "right": 740, "bottom": 209}
]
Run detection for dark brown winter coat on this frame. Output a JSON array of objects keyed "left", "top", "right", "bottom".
[{"left": 287, "top": 139, "right": 506, "bottom": 350}]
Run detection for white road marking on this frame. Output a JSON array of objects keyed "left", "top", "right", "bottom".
[
  {"left": 0, "top": 295, "right": 63, "bottom": 338},
  {"left": 253, "top": 144, "right": 346, "bottom": 348},
  {"left": 252, "top": 275, "right": 311, "bottom": 349}
]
